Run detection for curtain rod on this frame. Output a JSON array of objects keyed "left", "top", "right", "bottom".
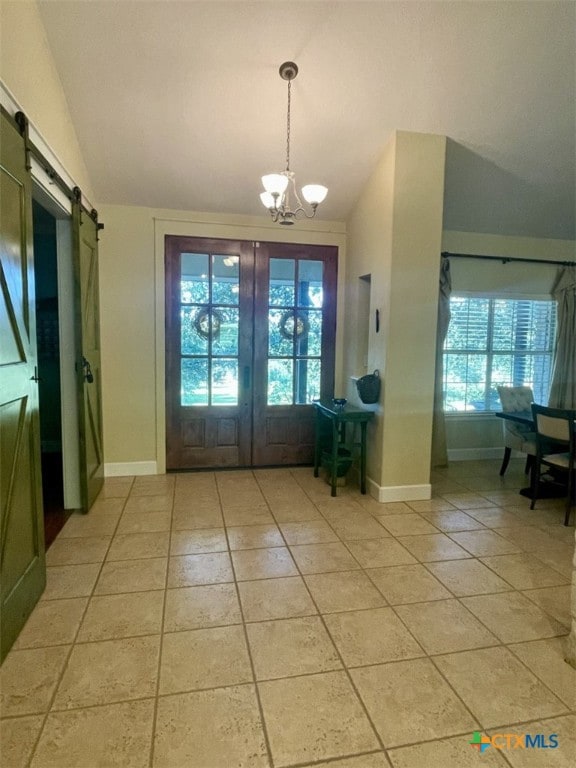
[{"left": 441, "top": 251, "right": 575, "bottom": 268}]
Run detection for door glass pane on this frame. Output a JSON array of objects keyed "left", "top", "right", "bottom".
[
  {"left": 295, "top": 310, "right": 322, "bottom": 356},
  {"left": 297, "top": 260, "right": 323, "bottom": 307},
  {"left": 267, "top": 359, "right": 293, "bottom": 405},
  {"left": 211, "top": 359, "right": 238, "bottom": 405},
  {"left": 181, "top": 253, "right": 240, "bottom": 408},
  {"left": 211, "top": 308, "right": 239, "bottom": 355},
  {"left": 269, "top": 258, "right": 295, "bottom": 306},
  {"left": 268, "top": 310, "right": 295, "bottom": 356},
  {"left": 181, "top": 307, "right": 209, "bottom": 354},
  {"left": 181, "top": 358, "right": 208, "bottom": 405},
  {"left": 212, "top": 254, "right": 240, "bottom": 305},
  {"left": 181, "top": 253, "right": 209, "bottom": 303},
  {"left": 267, "top": 259, "right": 325, "bottom": 406},
  {"left": 295, "top": 359, "right": 321, "bottom": 404}
]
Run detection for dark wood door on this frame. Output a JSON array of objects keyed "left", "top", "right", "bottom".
[
  {"left": 0, "top": 109, "right": 46, "bottom": 662},
  {"left": 166, "top": 237, "right": 255, "bottom": 469},
  {"left": 72, "top": 198, "right": 104, "bottom": 510},
  {"left": 165, "top": 237, "right": 337, "bottom": 469},
  {"left": 252, "top": 242, "right": 337, "bottom": 466}
]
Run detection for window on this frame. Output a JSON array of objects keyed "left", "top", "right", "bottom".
[{"left": 443, "top": 296, "right": 556, "bottom": 412}]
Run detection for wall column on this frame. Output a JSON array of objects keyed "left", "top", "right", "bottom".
[{"left": 346, "top": 130, "right": 446, "bottom": 502}]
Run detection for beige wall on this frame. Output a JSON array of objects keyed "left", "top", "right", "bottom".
[
  {"left": 343, "top": 135, "right": 395, "bottom": 485},
  {"left": 97, "top": 206, "right": 157, "bottom": 468},
  {"left": 346, "top": 131, "right": 447, "bottom": 500},
  {"left": 0, "top": 0, "right": 95, "bottom": 201},
  {"left": 98, "top": 205, "right": 347, "bottom": 473},
  {"left": 441, "top": 230, "right": 576, "bottom": 458}
]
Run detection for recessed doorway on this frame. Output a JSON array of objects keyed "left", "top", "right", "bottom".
[
  {"left": 31, "top": 197, "right": 82, "bottom": 545},
  {"left": 33, "top": 201, "right": 67, "bottom": 545},
  {"left": 165, "top": 236, "right": 338, "bottom": 469}
]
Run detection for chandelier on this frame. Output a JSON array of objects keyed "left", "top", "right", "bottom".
[{"left": 260, "top": 62, "right": 328, "bottom": 225}]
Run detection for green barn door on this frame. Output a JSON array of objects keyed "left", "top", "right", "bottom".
[
  {"left": 72, "top": 194, "right": 104, "bottom": 510},
  {"left": 0, "top": 110, "right": 46, "bottom": 662}
]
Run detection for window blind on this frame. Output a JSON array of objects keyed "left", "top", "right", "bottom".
[{"left": 443, "top": 296, "right": 556, "bottom": 412}]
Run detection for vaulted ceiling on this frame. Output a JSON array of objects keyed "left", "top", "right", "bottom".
[{"left": 37, "top": 1, "right": 575, "bottom": 240}]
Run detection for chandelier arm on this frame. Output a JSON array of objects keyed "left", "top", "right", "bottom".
[
  {"left": 299, "top": 205, "right": 319, "bottom": 219},
  {"left": 266, "top": 204, "right": 318, "bottom": 223},
  {"left": 287, "top": 203, "right": 316, "bottom": 220}
]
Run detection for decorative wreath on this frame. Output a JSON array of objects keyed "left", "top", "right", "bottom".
[
  {"left": 193, "top": 307, "right": 222, "bottom": 338},
  {"left": 279, "top": 310, "right": 309, "bottom": 340}
]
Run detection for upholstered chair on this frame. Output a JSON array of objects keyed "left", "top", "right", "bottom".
[
  {"left": 497, "top": 386, "right": 537, "bottom": 476},
  {"left": 530, "top": 404, "right": 576, "bottom": 526}
]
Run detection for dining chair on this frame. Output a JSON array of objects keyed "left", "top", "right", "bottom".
[
  {"left": 497, "top": 386, "right": 537, "bottom": 476},
  {"left": 530, "top": 403, "right": 576, "bottom": 526}
]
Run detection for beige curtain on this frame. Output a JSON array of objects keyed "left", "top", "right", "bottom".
[
  {"left": 549, "top": 266, "right": 576, "bottom": 409},
  {"left": 431, "top": 259, "right": 452, "bottom": 467}
]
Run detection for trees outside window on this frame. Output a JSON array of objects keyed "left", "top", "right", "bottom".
[{"left": 443, "top": 296, "right": 556, "bottom": 412}]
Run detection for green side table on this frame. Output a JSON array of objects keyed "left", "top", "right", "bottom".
[{"left": 313, "top": 400, "right": 374, "bottom": 497}]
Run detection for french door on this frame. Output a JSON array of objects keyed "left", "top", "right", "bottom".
[{"left": 165, "top": 237, "right": 337, "bottom": 469}]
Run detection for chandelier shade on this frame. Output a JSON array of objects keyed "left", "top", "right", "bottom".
[
  {"left": 262, "top": 174, "right": 289, "bottom": 196},
  {"left": 301, "top": 184, "right": 328, "bottom": 205},
  {"left": 260, "top": 62, "right": 328, "bottom": 225}
]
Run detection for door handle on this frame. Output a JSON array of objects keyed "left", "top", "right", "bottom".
[
  {"left": 82, "top": 356, "right": 94, "bottom": 384},
  {"left": 243, "top": 366, "right": 251, "bottom": 389},
  {"left": 30, "top": 365, "right": 42, "bottom": 382}
]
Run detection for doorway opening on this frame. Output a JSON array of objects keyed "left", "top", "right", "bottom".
[
  {"left": 32, "top": 198, "right": 82, "bottom": 545},
  {"left": 32, "top": 201, "right": 67, "bottom": 546},
  {"left": 165, "top": 236, "right": 338, "bottom": 470}
]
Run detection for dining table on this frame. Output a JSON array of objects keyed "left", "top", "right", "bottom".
[
  {"left": 495, "top": 410, "right": 534, "bottom": 428},
  {"left": 496, "top": 409, "right": 572, "bottom": 499}
]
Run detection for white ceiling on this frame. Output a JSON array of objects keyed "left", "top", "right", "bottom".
[{"left": 37, "top": 1, "right": 575, "bottom": 240}]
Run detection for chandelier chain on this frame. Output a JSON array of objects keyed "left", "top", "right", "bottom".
[
  {"left": 286, "top": 79, "right": 291, "bottom": 172},
  {"left": 260, "top": 61, "right": 326, "bottom": 224}
]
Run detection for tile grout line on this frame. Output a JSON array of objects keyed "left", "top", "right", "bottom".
[
  {"left": 217, "top": 469, "right": 276, "bottom": 768},
  {"left": 148, "top": 476, "right": 177, "bottom": 768},
  {"left": 24, "top": 485, "right": 131, "bottom": 767},
  {"left": 504, "top": 641, "right": 576, "bottom": 712},
  {"left": 416, "top": 522, "right": 574, "bottom": 734},
  {"left": 293, "top": 470, "right": 573, "bottom": 745},
  {"left": 276, "top": 748, "right": 388, "bottom": 768},
  {"left": 5, "top": 463, "right": 572, "bottom": 766},
  {"left": 252, "top": 469, "right": 394, "bottom": 765}
]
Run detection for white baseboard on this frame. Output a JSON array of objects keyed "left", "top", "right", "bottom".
[
  {"left": 104, "top": 461, "right": 159, "bottom": 477},
  {"left": 447, "top": 447, "right": 505, "bottom": 461},
  {"left": 367, "top": 477, "right": 431, "bottom": 503}
]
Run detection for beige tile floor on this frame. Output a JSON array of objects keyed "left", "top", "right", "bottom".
[{"left": 1, "top": 460, "right": 575, "bottom": 768}]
